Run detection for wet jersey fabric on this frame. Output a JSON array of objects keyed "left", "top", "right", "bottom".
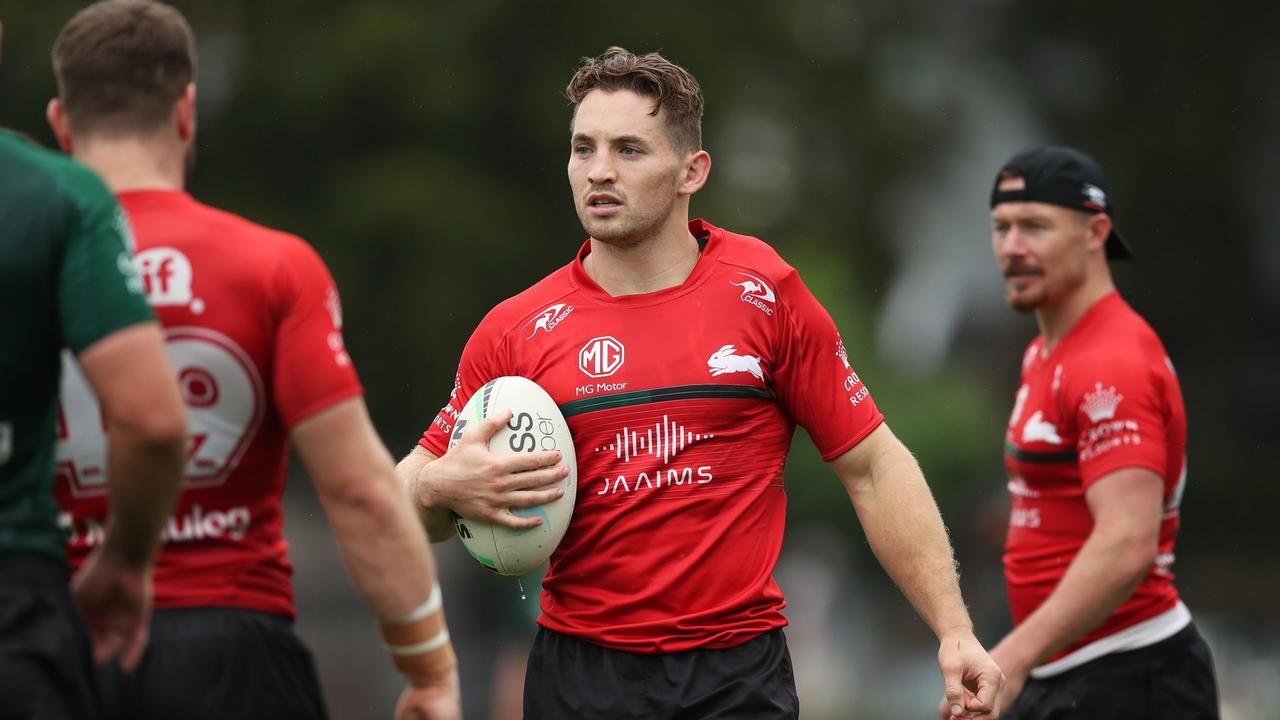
[
  {"left": 420, "top": 219, "right": 883, "bottom": 652},
  {"left": 0, "top": 131, "right": 153, "bottom": 561},
  {"left": 1003, "top": 291, "right": 1189, "bottom": 668},
  {"left": 56, "top": 190, "right": 362, "bottom": 617}
]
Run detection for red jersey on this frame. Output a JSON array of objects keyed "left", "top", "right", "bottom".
[
  {"left": 1003, "top": 292, "right": 1188, "bottom": 669},
  {"left": 420, "top": 220, "right": 883, "bottom": 652},
  {"left": 56, "top": 190, "right": 362, "bottom": 618}
]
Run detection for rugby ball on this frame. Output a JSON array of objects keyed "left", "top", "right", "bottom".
[{"left": 447, "top": 376, "right": 577, "bottom": 575}]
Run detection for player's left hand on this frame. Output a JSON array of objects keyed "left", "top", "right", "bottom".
[
  {"left": 935, "top": 628, "right": 1004, "bottom": 719},
  {"left": 395, "top": 666, "right": 462, "bottom": 720}
]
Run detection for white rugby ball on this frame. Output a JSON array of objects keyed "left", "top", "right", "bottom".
[{"left": 447, "top": 376, "right": 577, "bottom": 575}]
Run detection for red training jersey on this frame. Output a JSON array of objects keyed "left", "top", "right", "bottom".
[
  {"left": 1003, "top": 292, "right": 1188, "bottom": 664},
  {"left": 420, "top": 219, "right": 884, "bottom": 652},
  {"left": 56, "top": 190, "right": 363, "bottom": 618}
]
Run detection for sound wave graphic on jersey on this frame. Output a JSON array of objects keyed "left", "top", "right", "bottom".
[{"left": 594, "top": 415, "right": 715, "bottom": 465}]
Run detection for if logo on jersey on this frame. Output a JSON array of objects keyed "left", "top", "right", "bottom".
[
  {"left": 523, "top": 303, "right": 575, "bottom": 339},
  {"left": 579, "top": 336, "right": 625, "bottom": 378},
  {"left": 1021, "top": 411, "right": 1063, "bottom": 445},
  {"left": 135, "top": 247, "right": 205, "bottom": 315},
  {"left": 730, "top": 273, "right": 775, "bottom": 315},
  {"left": 1081, "top": 383, "right": 1124, "bottom": 422}
]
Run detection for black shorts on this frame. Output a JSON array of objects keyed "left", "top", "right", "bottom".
[
  {"left": 0, "top": 554, "right": 98, "bottom": 720},
  {"left": 523, "top": 626, "right": 799, "bottom": 720},
  {"left": 97, "top": 607, "right": 328, "bottom": 720},
  {"left": 1007, "top": 622, "right": 1220, "bottom": 720}
]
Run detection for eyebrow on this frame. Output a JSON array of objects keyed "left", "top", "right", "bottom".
[{"left": 570, "top": 133, "right": 653, "bottom": 148}]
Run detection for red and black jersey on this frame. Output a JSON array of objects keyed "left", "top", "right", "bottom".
[
  {"left": 1003, "top": 292, "right": 1188, "bottom": 666},
  {"left": 56, "top": 190, "right": 363, "bottom": 618},
  {"left": 420, "top": 219, "right": 883, "bottom": 652}
]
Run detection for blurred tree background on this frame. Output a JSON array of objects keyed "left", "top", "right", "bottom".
[{"left": 3, "top": 1, "right": 1277, "bottom": 717}]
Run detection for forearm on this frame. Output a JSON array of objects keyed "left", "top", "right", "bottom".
[
  {"left": 845, "top": 444, "right": 971, "bottom": 636},
  {"left": 315, "top": 446, "right": 440, "bottom": 619},
  {"left": 998, "top": 530, "right": 1151, "bottom": 669},
  {"left": 395, "top": 449, "right": 457, "bottom": 543},
  {"left": 103, "top": 421, "right": 186, "bottom": 568}
]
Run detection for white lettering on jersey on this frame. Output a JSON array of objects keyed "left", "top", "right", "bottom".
[
  {"left": 707, "top": 344, "right": 763, "bottom": 380},
  {"left": 56, "top": 326, "right": 265, "bottom": 496},
  {"left": 1021, "top": 410, "right": 1063, "bottom": 445},
  {"left": 135, "top": 246, "right": 204, "bottom": 314},
  {"left": 63, "top": 505, "right": 253, "bottom": 546}
]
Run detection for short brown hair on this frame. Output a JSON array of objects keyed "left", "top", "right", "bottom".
[
  {"left": 52, "top": 0, "right": 196, "bottom": 138},
  {"left": 565, "top": 47, "right": 704, "bottom": 154}
]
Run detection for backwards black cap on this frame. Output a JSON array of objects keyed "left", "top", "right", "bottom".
[{"left": 990, "top": 145, "right": 1134, "bottom": 260}]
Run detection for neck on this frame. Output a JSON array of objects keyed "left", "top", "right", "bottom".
[
  {"left": 582, "top": 213, "right": 699, "bottom": 296},
  {"left": 73, "top": 136, "right": 185, "bottom": 194},
  {"left": 1035, "top": 269, "right": 1115, "bottom": 351}
]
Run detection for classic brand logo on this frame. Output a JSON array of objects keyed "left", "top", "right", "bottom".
[
  {"left": 730, "top": 272, "right": 775, "bottom": 315},
  {"left": 1081, "top": 382, "right": 1124, "bottom": 422},
  {"left": 134, "top": 247, "right": 205, "bottom": 314},
  {"left": 579, "top": 336, "right": 625, "bottom": 378},
  {"left": 523, "top": 303, "right": 575, "bottom": 339}
]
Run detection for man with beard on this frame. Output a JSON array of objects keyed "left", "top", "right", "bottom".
[
  {"left": 973, "top": 145, "right": 1219, "bottom": 719},
  {"left": 398, "top": 46, "right": 1003, "bottom": 719},
  {"left": 47, "top": 2, "right": 461, "bottom": 718}
]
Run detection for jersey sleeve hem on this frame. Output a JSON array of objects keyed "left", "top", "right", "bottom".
[
  {"left": 817, "top": 413, "right": 886, "bottom": 463},
  {"left": 1080, "top": 458, "right": 1167, "bottom": 488},
  {"left": 71, "top": 316, "right": 158, "bottom": 357}
]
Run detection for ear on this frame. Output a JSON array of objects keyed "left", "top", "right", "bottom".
[
  {"left": 1084, "top": 213, "right": 1111, "bottom": 254},
  {"left": 46, "top": 98, "right": 74, "bottom": 153},
  {"left": 677, "top": 149, "right": 712, "bottom": 198},
  {"left": 174, "top": 82, "right": 196, "bottom": 141}
]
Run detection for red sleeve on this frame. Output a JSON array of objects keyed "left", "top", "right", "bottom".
[
  {"left": 771, "top": 268, "right": 884, "bottom": 461},
  {"left": 1071, "top": 355, "right": 1169, "bottom": 486},
  {"left": 418, "top": 315, "right": 509, "bottom": 456},
  {"left": 270, "top": 239, "right": 363, "bottom": 429}
]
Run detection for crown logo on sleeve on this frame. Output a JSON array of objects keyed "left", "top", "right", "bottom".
[{"left": 1081, "top": 382, "right": 1124, "bottom": 422}]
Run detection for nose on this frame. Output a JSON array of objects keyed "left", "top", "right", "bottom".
[{"left": 586, "top": 152, "right": 616, "bottom": 185}]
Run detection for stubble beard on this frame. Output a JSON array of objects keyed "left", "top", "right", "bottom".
[{"left": 579, "top": 193, "right": 676, "bottom": 249}]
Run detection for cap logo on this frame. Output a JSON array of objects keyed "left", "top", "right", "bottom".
[{"left": 1082, "top": 183, "right": 1107, "bottom": 211}]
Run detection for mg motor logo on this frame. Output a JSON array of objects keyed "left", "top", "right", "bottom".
[{"left": 579, "top": 336, "right": 625, "bottom": 378}]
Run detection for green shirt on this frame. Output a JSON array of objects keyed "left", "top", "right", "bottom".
[{"left": 0, "top": 130, "right": 154, "bottom": 561}]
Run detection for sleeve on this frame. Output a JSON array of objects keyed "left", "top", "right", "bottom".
[
  {"left": 1070, "top": 354, "right": 1169, "bottom": 486},
  {"left": 417, "top": 316, "right": 509, "bottom": 457},
  {"left": 58, "top": 164, "right": 155, "bottom": 354},
  {"left": 270, "top": 239, "right": 364, "bottom": 429},
  {"left": 771, "top": 268, "right": 884, "bottom": 461}
]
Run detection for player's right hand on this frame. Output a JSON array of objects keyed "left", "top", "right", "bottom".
[
  {"left": 418, "top": 409, "right": 568, "bottom": 530},
  {"left": 70, "top": 542, "right": 153, "bottom": 672},
  {"left": 395, "top": 667, "right": 462, "bottom": 720}
]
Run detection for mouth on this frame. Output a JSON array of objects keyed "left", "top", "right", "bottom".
[{"left": 586, "top": 193, "right": 623, "bottom": 217}]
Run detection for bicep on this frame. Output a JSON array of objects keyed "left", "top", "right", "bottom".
[
  {"left": 291, "top": 397, "right": 390, "bottom": 497},
  {"left": 1084, "top": 468, "right": 1164, "bottom": 541},
  {"left": 77, "top": 323, "right": 184, "bottom": 433},
  {"left": 829, "top": 423, "right": 908, "bottom": 497}
]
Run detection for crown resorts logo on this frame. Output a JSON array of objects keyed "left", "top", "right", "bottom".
[{"left": 1081, "top": 382, "right": 1125, "bottom": 422}]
